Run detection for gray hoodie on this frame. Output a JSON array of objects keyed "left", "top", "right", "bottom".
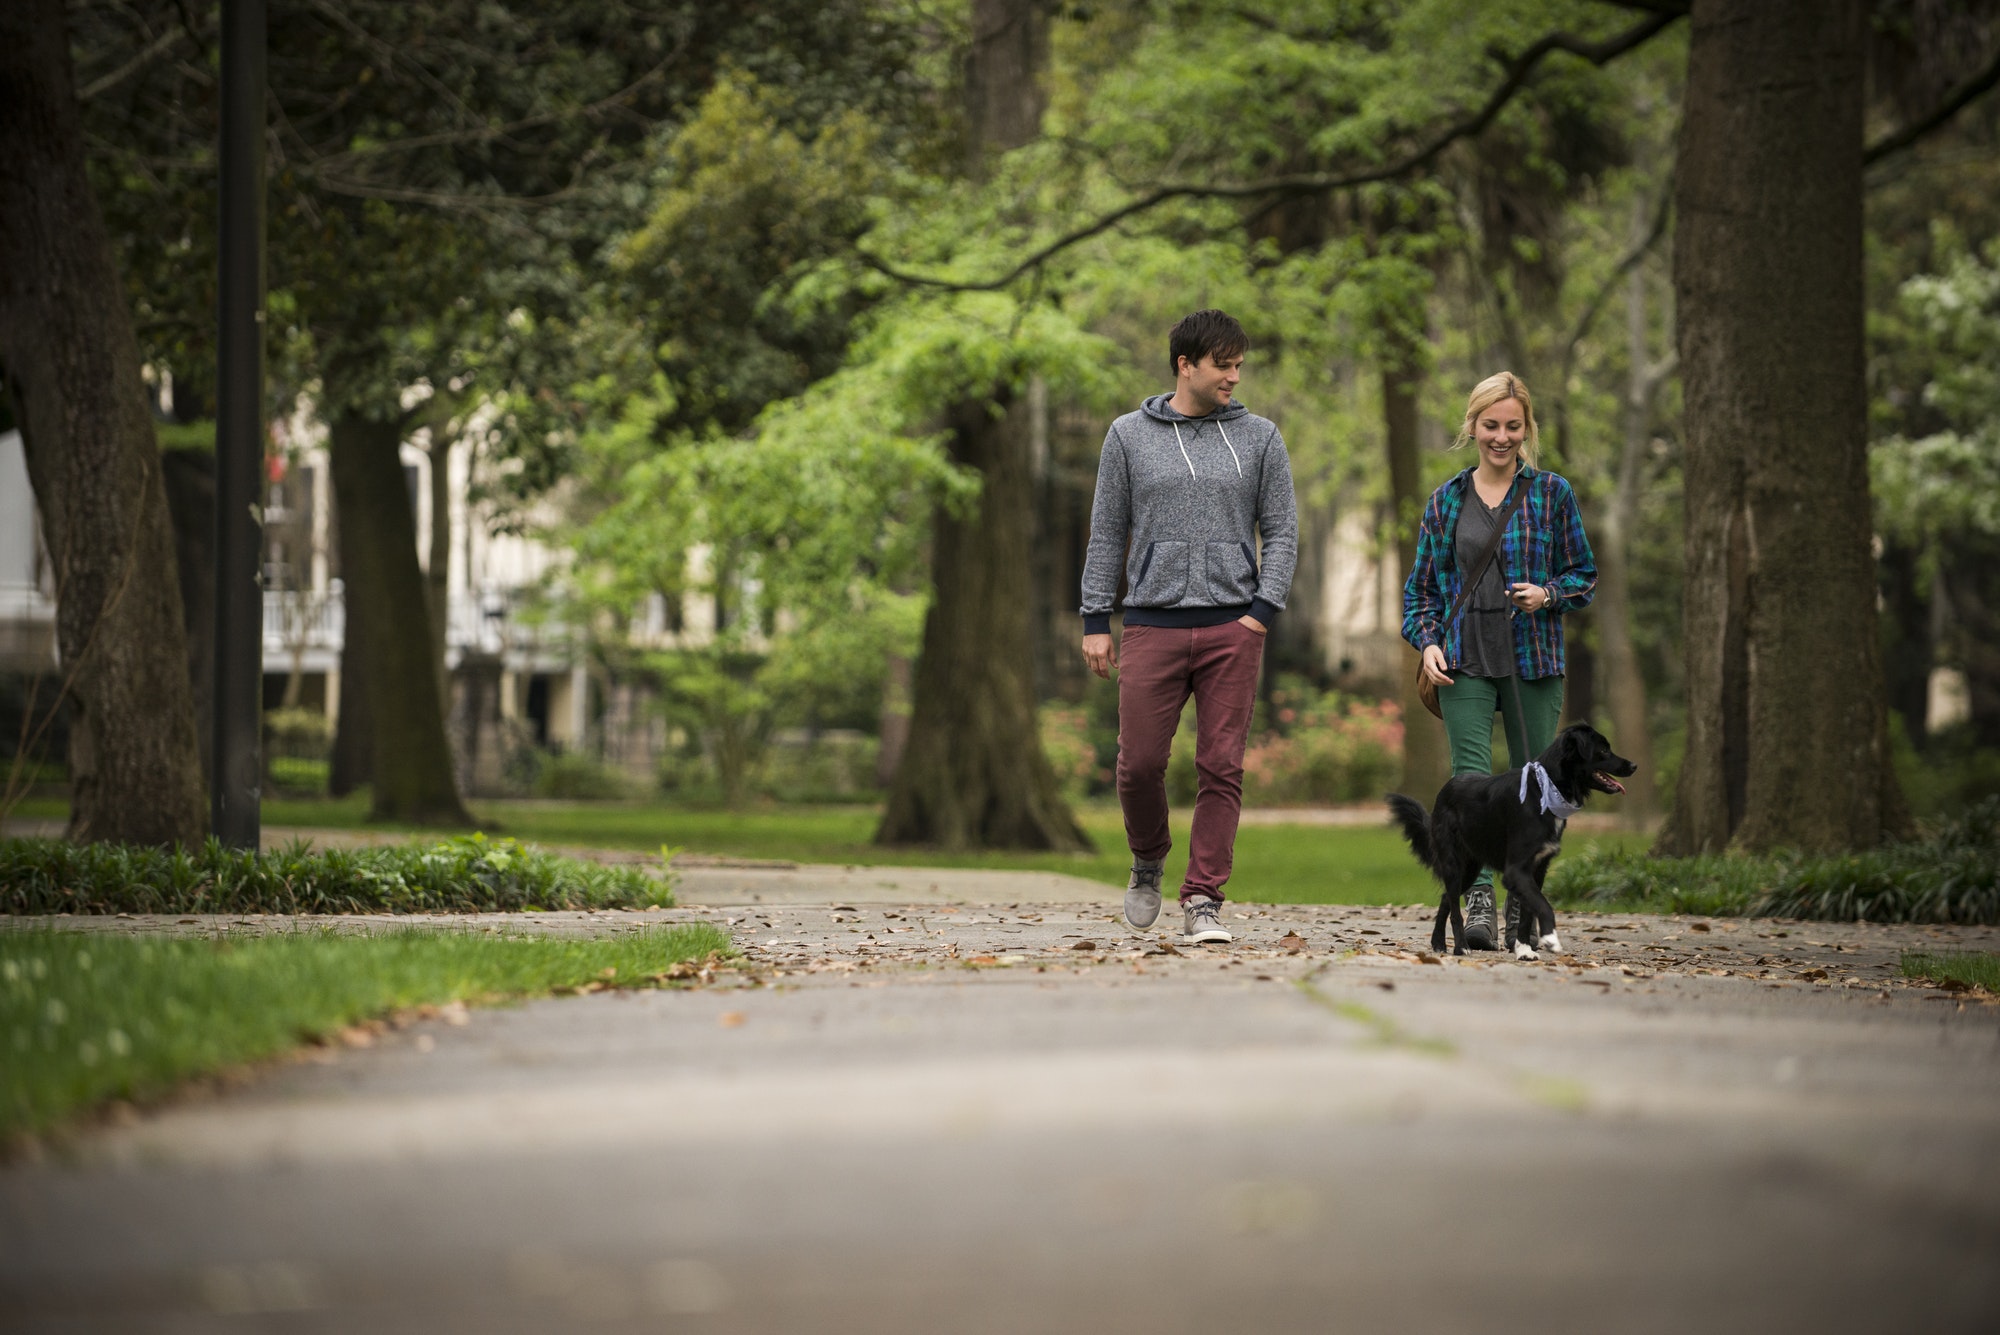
[{"left": 1080, "top": 394, "right": 1298, "bottom": 635}]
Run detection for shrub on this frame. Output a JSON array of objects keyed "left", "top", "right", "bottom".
[
  {"left": 1549, "top": 798, "right": 2000, "bottom": 925},
  {"left": 531, "top": 751, "right": 633, "bottom": 800},
  {"left": 1040, "top": 704, "right": 1099, "bottom": 801},
  {"left": 1241, "top": 692, "right": 1402, "bottom": 805},
  {"left": 0, "top": 833, "right": 674, "bottom": 915},
  {"left": 762, "top": 729, "right": 881, "bottom": 803},
  {"left": 1047, "top": 680, "right": 1406, "bottom": 807}
]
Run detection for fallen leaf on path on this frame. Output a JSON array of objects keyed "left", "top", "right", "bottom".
[
  {"left": 718, "top": 1011, "right": 746, "bottom": 1028},
  {"left": 1416, "top": 951, "right": 1441, "bottom": 964},
  {"left": 1072, "top": 940, "right": 1098, "bottom": 952},
  {"left": 1279, "top": 932, "right": 1307, "bottom": 954}
]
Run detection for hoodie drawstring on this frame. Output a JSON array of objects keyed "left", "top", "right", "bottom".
[
  {"left": 1217, "top": 422, "right": 1244, "bottom": 477},
  {"left": 1171, "top": 422, "right": 1197, "bottom": 480},
  {"left": 1171, "top": 420, "right": 1244, "bottom": 480}
]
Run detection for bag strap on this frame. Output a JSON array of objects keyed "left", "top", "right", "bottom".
[{"left": 1438, "top": 476, "right": 1530, "bottom": 632}]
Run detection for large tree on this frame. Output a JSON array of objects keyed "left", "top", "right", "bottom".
[
  {"left": 76, "top": 0, "right": 918, "bottom": 824},
  {"left": 0, "top": 0, "right": 206, "bottom": 846},
  {"left": 876, "top": 0, "right": 1091, "bottom": 850},
  {"left": 1659, "top": 0, "right": 1904, "bottom": 853}
]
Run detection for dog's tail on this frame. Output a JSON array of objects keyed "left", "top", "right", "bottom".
[{"left": 1385, "top": 793, "right": 1437, "bottom": 875}]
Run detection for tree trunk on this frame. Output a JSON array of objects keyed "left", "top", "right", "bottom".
[
  {"left": 327, "top": 407, "right": 472, "bottom": 826},
  {"left": 425, "top": 432, "right": 452, "bottom": 706},
  {"left": 161, "top": 447, "right": 216, "bottom": 787},
  {"left": 1592, "top": 254, "right": 1664, "bottom": 826},
  {"left": 328, "top": 627, "right": 372, "bottom": 797},
  {"left": 964, "top": 0, "right": 1049, "bottom": 176},
  {"left": 1876, "top": 541, "right": 1932, "bottom": 749},
  {"left": 1385, "top": 345, "right": 1449, "bottom": 799},
  {"left": 0, "top": 0, "right": 206, "bottom": 846},
  {"left": 1269, "top": 495, "right": 1329, "bottom": 687},
  {"left": 877, "top": 0, "right": 1085, "bottom": 848},
  {"left": 877, "top": 395, "right": 1090, "bottom": 850},
  {"left": 1660, "top": 0, "right": 1905, "bottom": 854}
]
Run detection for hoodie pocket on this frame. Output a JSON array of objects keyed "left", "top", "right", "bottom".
[
  {"left": 1128, "top": 540, "right": 1189, "bottom": 605},
  {"left": 1205, "top": 542, "right": 1258, "bottom": 603}
]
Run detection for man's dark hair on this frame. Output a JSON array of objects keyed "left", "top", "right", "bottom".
[{"left": 1168, "top": 309, "right": 1248, "bottom": 377}]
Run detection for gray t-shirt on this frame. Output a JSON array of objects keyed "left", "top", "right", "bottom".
[{"left": 1454, "top": 494, "right": 1515, "bottom": 678}]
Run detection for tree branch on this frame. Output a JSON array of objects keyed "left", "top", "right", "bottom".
[
  {"left": 1863, "top": 43, "right": 2000, "bottom": 166},
  {"left": 855, "top": 11, "right": 1683, "bottom": 292},
  {"left": 77, "top": 26, "right": 186, "bottom": 102},
  {"left": 1558, "top": 174, "right": 1674, "bottom": 390}
]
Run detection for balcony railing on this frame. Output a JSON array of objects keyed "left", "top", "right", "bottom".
[{"left": 261, "top": 587, "right": 570, "bottom": 662}]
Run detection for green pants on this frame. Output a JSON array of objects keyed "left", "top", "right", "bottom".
[{"left": 1437, "top": 672, "right": 1565, "bottom": 890}]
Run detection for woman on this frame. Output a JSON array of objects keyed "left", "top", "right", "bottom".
[{"left": 1402, "top": 371, "right": 1596, "bottom": 950}]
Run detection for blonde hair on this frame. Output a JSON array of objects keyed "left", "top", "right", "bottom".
[{"left": 1452, "top": 371, "right": 1539, "bottom": 468}]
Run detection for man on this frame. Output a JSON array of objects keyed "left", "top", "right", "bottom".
[{"left": 1080, "top": 309, "right": 1298, "bottom": 943}]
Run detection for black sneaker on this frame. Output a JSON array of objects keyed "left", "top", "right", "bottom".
[{"left": 1463, "top": 885, "right": 1499, "bottom": 950}]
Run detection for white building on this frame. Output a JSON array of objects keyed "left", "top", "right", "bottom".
[{"left": 1, "top": 415, "right": 600, "bottom": 792}]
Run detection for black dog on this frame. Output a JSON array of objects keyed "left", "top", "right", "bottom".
[{"left": 1386, "top": 724, "right": 1637, "bottom": 960}]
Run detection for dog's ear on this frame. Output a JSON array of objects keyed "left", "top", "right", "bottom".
[{"left": 1558, "top": 726, "right": 1591, "bottom": 777}]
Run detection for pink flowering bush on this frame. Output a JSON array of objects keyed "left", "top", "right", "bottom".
[
  {"left": 1240, "top": 693, "right": 1403, "bottom": 805},
  {"left": 1042, "top": 685, "right": 1403, "bottom": 807}
]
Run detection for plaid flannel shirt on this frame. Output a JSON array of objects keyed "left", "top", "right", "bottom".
[{"left": 1401, "top": 464, "right": 1596, "bottom": 681}]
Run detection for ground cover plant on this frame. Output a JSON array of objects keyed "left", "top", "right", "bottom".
[
  {"left": 1550, "top": 799, "right": 2000, "bottom": 925},
  {"left": 0, "top": 834, "right": 673, "bottom": 915},
  {"left": 1900, "top": 951, "right": 2000, "bottom": 994},
  {"left": 1, "top": 923, "right": 732, "bottom": 1142},
  {"left": 237, "top": 795, "right": 1647, "bottom": 906}
]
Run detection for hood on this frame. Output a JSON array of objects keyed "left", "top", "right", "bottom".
[{"left": 1141, "top": 393, "right": 1250, "bottom": 424}]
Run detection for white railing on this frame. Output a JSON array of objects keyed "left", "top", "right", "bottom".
[
  {"left": 261, "top": 586, "right": 570, "bottom": 662},
  {"left": 263, "top": 589, "right": 344, "bottom": 651},
  {"left": 0, "top": 584, "right": 56, "bottom": 623}
]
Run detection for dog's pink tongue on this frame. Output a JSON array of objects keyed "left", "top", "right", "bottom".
[{"left": 1598, "top": 773, "right": 1626, "bottom": 794}]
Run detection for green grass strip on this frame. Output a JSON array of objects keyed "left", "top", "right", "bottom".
[
  {"left": 1, "top": 923, "right": 729, "bottom": 1141},
  {"left": 0, "top": 833, "right": 674, "bottom": 915},
  {"left": 1900, "top": 951, "right": 2000, "bottom": 994}
]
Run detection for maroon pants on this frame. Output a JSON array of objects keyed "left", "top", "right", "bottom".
[{"left": 1115, "top": 621, "right": 1264, "bottom": 903}]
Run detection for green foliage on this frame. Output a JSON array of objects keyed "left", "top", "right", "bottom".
[
  {"left": 0, "top": 834, "right": 672, "bottom": 916},
  {"left": 615, "top": 74, "right": 891, "bottom": 435},
  {"left": 1551, "top": 799, "right": 2000, "bottom": 924},
  {"left": 530, "top": 752, "right": 634, "bottom": 801},
  {"left": 1900, "top": 951, "right": 2000, "bottom": 994},
  {"left": 1, "top": 923, "right": 730, "bottom": 1139},
  {"left": 1872, "top": 231, "right": 2000, "bottom": 554}
]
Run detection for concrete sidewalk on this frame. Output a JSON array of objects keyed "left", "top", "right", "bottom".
[{"left": 3, "top": 882, "right": 1997, "bottom": 1332}]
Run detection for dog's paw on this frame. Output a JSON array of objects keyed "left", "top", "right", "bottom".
[
  {"left": 1538, "top": 932, "right": 1562, "bottom": 954},
  {"left": 1512, "top": 941, "right": 1539, "bottom": 962}
]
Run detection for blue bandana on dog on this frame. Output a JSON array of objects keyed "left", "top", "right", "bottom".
[{"left": 1520, "top": 761, "right": 1583, "bottom": 820}]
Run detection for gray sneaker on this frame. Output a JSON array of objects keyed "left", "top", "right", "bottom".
[
  {"left": 1123, "top": 860, "right": 1164, "bottom": 930},
  {"left": 1463, "top": 884, "right": 1499, "bottom": 951},
  {"left": 1183, "top": 894, "right": 1233, "bottom": 945}
]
